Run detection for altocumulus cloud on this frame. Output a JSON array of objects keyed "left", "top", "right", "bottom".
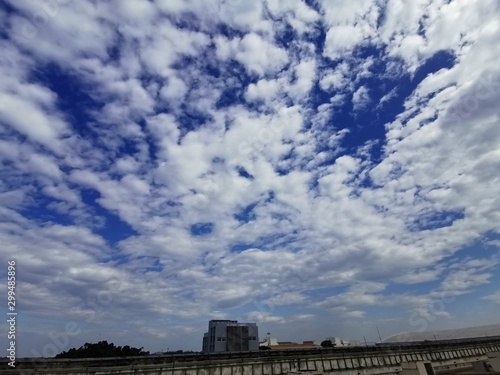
[{"left": 0, "top": 0, "right": 500, "bottom": 356}]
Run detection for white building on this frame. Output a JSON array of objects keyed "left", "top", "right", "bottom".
[
  {"left": 260, "top": 337, "right": 278, "bottom": 346},
  {"left": 327, "top": 337, "right": 350, "bottom": 347},
  {"left": 383, "top": 324, "right": 500, "bottom": 343},
  {"left": 202, "top": 320, "right": 259, "bottom": 353}
]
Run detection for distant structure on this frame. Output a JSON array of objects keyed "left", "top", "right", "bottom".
[
  {"left": 326, "top": 337, "right": 355, "bottom": 347},
  {"left": 383, "top": 324, "right": 500, "bottom": 343},
  {"left": 259, "top": 338, "right": 321, "bottom": 349},
  {"left": 259, "top": 336, "right": 361, "bottom": 349},
  {"left": 202, "top": 320, "right": 259, "bottom": 353},
  {"left": 260, "top": 337, "right": 279, "bottom": 347}
]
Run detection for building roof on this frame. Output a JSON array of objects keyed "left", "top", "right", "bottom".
[
  {"left": 268, "top": 343, "right": 320, "bottom": 349},
  {"left": 383, "top": 324, "right": 500, "bottom": 343}
]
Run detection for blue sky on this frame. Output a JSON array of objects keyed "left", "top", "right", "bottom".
[{"left": 1, "top": 0, "right": 500, "bottom": 357}]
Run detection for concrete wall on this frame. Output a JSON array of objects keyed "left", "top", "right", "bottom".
[
  {"left": 3, "top": 340, "right": 500, "bottom": 375},
  {"left": 401, "top": 361, "right": 435, "bottom": 375},
  {"left": 487, "top": 351, "right": 500, "bottom": 371},
  {"left": 204, "top": 321, "right": 258, "bottom": 353}
]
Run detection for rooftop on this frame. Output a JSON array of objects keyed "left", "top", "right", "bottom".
[{"left": 384, "top": 324, "right": 500, "bottom": 343}]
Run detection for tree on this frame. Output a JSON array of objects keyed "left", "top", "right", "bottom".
[
  {"left": 320, "top": 340, "right": 334, "bottom": 348},
  {"left": 55, "top": 341, "right": 150, "bottom": 358}
]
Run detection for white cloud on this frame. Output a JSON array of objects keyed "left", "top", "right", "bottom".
[
  {"left": 216, "top": 33, "right": 289, "bottom": 76},
  {"left": 160, "top": 76, "right": 188, "bottom": 102},
  {"left": 2, "top": 0, "right": 500, "bottom": 356},
  {"left": 0, "top": 88, "right": 68, "bottom": 154},
  {"left": 324, "top": 25, "right": 365, "bottom": 60},
  {"left": 482, "top": 291, "right": 500, "bottom": 305},
  {"left": 352, "top": 85, "right": 371, "bottom": 111},
  {"left": 320, "top": 0, "right": 378, "bottom": 60},
  {"left": 345, "top": 310, "right": 366, "bottom": 318},
  {"left": 245, "top": 78, "right": 282, "bottom": 102},
  {"left": 288, "top": 59, "right": 317, "bottom": 99},
  {"left": 377, "top": 87, "right": 398, "bottom": 108}
]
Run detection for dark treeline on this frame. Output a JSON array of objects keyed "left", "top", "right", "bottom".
[{"left": 55, "top": 341, "right": 150, "bottom": 358}]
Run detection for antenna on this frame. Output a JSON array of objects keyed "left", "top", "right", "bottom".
[{"left": 376, "top": 326, "right": 382, "bottom": 343}]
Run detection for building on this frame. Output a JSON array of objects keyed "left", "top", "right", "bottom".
[
  {"left": 259, "top": 338, "right": 321, "bottom": 350},
  {"left": 259, "top": 337, "right": 279, "bottom": 346},
  {"left": 383, "top": 324, "right": 500, "bottom": 343},
  {"left": 327, "top": 336, "right": 349, "bottom": 347},
  {"left": 268, "top": 341, "right": 321, "bottom": 350},
  {"left": 202, "top": 320, "right": 259, "bottom": 353}
]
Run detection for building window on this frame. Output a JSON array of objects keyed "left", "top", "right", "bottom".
[{"left": 217, "top": 337, "right": 221, "bottom": 341}]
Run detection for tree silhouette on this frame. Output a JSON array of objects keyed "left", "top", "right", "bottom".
[
  {"left": 55, "top": 341, "right": 150, "bottom": 358},
  {"left": 320, "top": 340, "right": 334, "bottom": 347}
]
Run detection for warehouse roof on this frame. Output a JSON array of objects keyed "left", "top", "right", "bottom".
[{"left": 383, "top": 324, "right": 500, "bottom": 343}]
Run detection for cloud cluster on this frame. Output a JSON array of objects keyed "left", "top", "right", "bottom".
[{"left": 0, "top": 0, "right": 499, "bottom": 355}]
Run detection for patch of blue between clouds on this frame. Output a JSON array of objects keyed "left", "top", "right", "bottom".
[
  {"left": 411, "top": 209, "right": 465, "bottom": 231},
  {"left": 349, "top": 49, "right": 455, "bottom": 165},
  {"left": 230, "top": 233, "right": 298, "bottom": 253},
  {"left": 19, "top": 193, "right": 73, "bottom": 227},
  {"left": 302, "top": 48, "right": 457, "bottom": 196},
  {"left": 302, "top": 1, "right": 325, "bottom": 51},
  {"left": 80, "top": 189, "right": 138, "bottom": 246},
  {"left": 234, "top": 202, "right": 258, "bottom": 223},
  {"left": 265, "top": 191, "right": 276, "bottom": 202},
  {"left": 214, "top": 60, "right": 254, "bottom": 110},
  {"left": 30, "top": 63, "right": 99, "bottom": 139},
  {"left": 215, "top": 23, "right": 245, "bottom": 39},
  {"left": 174, "top": 109, "right": 213, "bottom": 139},
  {"left": 137, "top": 256, "right": 164, "bottom": 273},
  {"left": 167, "top": 53, "right": 230, "bottom": 134},
  {"left": 307, "top": 47, "right": 457, "bottom": 178},
  {"left": 230, "top": 243, "right": 255, "bottom": 252},
  {"left": 375, "top": 5, "right": 390, "bottom": 29},
  {"left": 0, "top": 3, "right": 16, "bottom": 39},
  {"left": 167, "top": 12, "right": 203, "bottom": 33},
  {"left": 136, "top": 118, "right": 160, "bottom": 162},
  {"left": 236, "top": 166, "right": 254, "bottom": 180},
  {"left": 448, "top": 231, "right": 500, "bottom": 259},
  {"left": 190, "top": 222, "right": 214, "bottom": 236},
  {"left": 275, "top": 149, "right": 294, "bottom": 176},
  {"left": 272, "top": 18, "right": 296, "bottom": 49},
  {"left": 31, "top": 62, "right": 163, "bottom": 163}
]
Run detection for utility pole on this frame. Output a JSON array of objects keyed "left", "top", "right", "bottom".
[{"left": 376, "top": 326, "right": 382, "bottom": 343}]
